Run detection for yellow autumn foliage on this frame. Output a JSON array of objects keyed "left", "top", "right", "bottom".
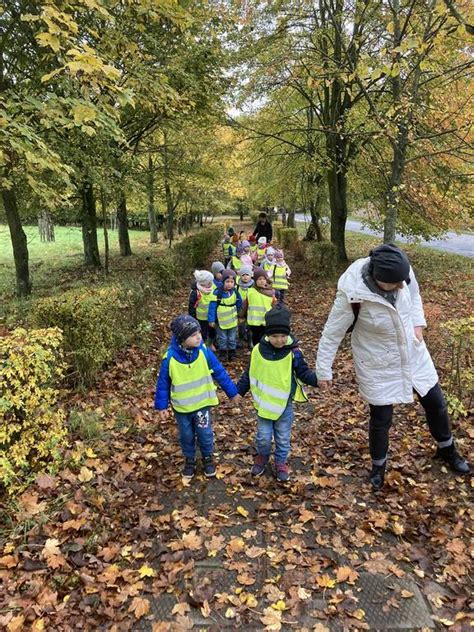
[{"left": 0, "top": 327, "right": 66, "bottom": 493}]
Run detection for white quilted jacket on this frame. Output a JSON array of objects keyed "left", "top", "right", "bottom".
[{"left": 316, "top": 257, "right": 438, "bottom": 405}]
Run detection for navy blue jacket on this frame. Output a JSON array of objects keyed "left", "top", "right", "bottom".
[
  {"left": 208, "top": 287, "right": 242, "bottom": 326},
  {"left": 154, "top": 336, "right": 238, "bottom": 410},
  {"left": 237, "top": 335, "right": 317, "bottom": 397}
]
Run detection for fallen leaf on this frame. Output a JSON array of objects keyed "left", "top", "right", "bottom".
[
  {"left": 260, "top": 606, "right": 282, "bottom": 631},
  {"left": 172, "top": 602, "right": 190, "bottom": 616},
  {"left": 78, "top": 466, "right": 94, "bottom": 483},
  {"left": 352, "top": 609, "right": 365, "bottom": 620},
  {"left": 237, "top": 505, "right": 249, "bottom": 518},
  {"left": 401, "top": 590, "right": 414, "bottom": 598},
  {"left": 316, "top": 574, "right": 336, "bottom": 589},
  {"left": 7, "top": 615, "right": 24, "bottom": 632},
  {"left": 128, "top": 597, "right": 150, "bottom": 619},
  {"left": 182, "top": 530, "right": 202, "bottom": 551},
  {"left": 138, "top": 564, "right": 156, "bottom": 578}
]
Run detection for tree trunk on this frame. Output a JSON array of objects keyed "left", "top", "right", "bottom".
[
  {"left": 327, "top": 161, "right": 348, "bottom": 263},
  {"left": 2, "top": 187, "right": 31, "bottom": 296},
  {"left": 383, "top": 0, "right": 407, "bottom": 244},
  {"left": 100, "top": 188, "right": 110, "bottom": 276},
  {"left": 281, "top": 207, "right": 286, "bottom": 226},
  {"left": 147, "top": 154, "right": 158, "bottom": 244},
  {"left": 117, "top": 192, "right": 132, "bottom": 256},
  {"left": 306, "top": 199, "right": 324, "bottom": 241},
  {"left": 287, "top": 210, "right": 295, "bottom": 228},
  {"left": 81, "top": 181, "right": 101, "bottom": 268},
  {"left": 162, "top": 133, "right": 174, "bottom": 245},
  {"left": 38, "top": 211, "right": 55, "bottom": 242}
]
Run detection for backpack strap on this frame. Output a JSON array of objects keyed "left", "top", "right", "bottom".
[{"left": 346, "top": 302, "right": 361, "bottom": 333}]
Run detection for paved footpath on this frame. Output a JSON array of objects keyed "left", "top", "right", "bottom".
[{"left": 132, "top": 448, "right": 437, "bottom": 631}]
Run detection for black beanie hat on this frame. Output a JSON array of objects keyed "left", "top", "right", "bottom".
[
  {"left": 170, "top": 315, "right": 201, "bottom": 343},
  {"left": 265, "top": 304, "right": 291, "bottom": 335},
  {"left": 370, "top": 244, "right": 410, "bottom": 284}
]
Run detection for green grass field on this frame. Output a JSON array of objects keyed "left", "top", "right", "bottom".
[{"left": 1, "top": 221, "right": 471, "bottom": 327}]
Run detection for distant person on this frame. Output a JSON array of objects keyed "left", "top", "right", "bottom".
[
  {"left": 253, "top": 212, "right": 273, "bottom": 243},
  {"left": 316, "top": 244, "right": 470, "bottom": 490}
]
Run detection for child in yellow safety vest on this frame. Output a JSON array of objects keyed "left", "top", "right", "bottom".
[
  {"left": 240, "top": 268, "right": 276, "bottom": 347},
  {"left": 155, "top": 315, "right": 241, "bottom": 479},
  {"left": 271, "top": 249, "right": 291, "bottom": 302},
  {"left": 248, "top": 234, "right": 258, "bottom": 263},
  {"left": 236, "top": 305, "right": 318, "bottom": 482},
  {"left": 188, "top": 270, "right": 217, "bottom": 346},
  {"left": 256, "top": 236, "right": 267, "bottom": 263},
  {"left": 236, "top": 265, "right": 254, "bottom": 350},
  {"left": 260, "top": 246, "right": 276, "bottom": 275},
  {"left": 208, "top": 269, "right": 243, "bottom": 362}
]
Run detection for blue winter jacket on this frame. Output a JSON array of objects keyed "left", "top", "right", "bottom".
[
  {"left": 154, "top": 336, "right": 238, "bottom": 411},
  {"left": 208, "top": 287, "right": 242, "bottom": 326}
]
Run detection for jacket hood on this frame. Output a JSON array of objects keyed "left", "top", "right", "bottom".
[
  {"left": 258, "top": 334, "right": 298, "bottom": 360},
  {"left": 170, "top": 335, "right": 203, "bottom": 363}
]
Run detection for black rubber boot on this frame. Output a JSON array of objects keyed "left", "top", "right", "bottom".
[
  {"left": 369, "top": 463, "right": 386, "bottom": 490},
  {"left": 434, "top": 443, "right": 470, "bottom": 474}
]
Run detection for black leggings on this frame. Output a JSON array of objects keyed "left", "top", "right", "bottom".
[{"left": 369, "top": 383, "right": 451, "bottom": 462}]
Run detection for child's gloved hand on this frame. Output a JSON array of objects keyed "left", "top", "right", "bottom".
[
  {"left": 209, "top": 322, "right": 216, "bottom": 328},
  {"left": 158, "top": 409, "right": 169, "bottom": 421}
]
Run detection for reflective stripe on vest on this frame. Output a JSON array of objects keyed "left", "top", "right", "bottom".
[
  {"left": 246, "top": 287, "right": 273, "bottom": 326},
  {"left": 168, "top": 349, "right": 218, "bottom": 412},
  {"left": 196, "top": 285, "right": 216, "bottom": 320},
  {"left": 272, "top": 266, "right": 289, "bottom": 290},
  {"left": 249, "top": 344, "right": 292, "bottom": 420},
  {"left": 217, "top": 294, "right": 238, "bottom": 329}
]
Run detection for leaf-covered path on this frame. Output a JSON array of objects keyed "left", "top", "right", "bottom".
[{"left": 1, "top": 244, "right": 472, "bottom": 631}]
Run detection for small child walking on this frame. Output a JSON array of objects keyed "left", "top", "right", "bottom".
[
  {"left": 188, "top": 270, "right": 216, "bottom": 344},
  {"left": 155, "top": 315, "right": 240, "bottom": 479},
  {"left": 208, "top": 270, "right": 242, "bottom": 361},
  {"left": 237, "top": 305, "right": 318, "bottom": 482},
  {"left": 272, "top": 249, "right": 291, "bottom": 302},
  {"left": 260, "top": 246, "right": 276, "bottom": 274},
  {"left": 240, "top": 268, "right": 276, "bottom": 346},
  {"left": 256, "top": 237, "right": 267, "bottom": 264},
  {"left": 236, "top": 265, "right": 254, "bottom": 350}
]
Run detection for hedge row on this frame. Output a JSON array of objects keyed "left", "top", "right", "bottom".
[
  {"left": 152, "top": 225, "right": 222, "bottom": 294},
  {"left": 0, "top": 327, "right": 67, "bottom": 492}
]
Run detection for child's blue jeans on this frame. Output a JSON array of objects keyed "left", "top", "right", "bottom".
[
  {"left": 216, "top": 326, "right": 237, "bottom": 351},
  {"left": 256, "top": 402, "right": 294, "bottom": 464},
  {"left": 174, "top": 407, "right": 213, "bottom": 459}
]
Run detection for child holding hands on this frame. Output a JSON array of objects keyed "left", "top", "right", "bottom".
[{"left": 155, "top": 315, "right": 240, "bottom": 479}]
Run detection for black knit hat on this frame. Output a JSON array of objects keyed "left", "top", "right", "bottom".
[
  {"left": 370, "top": 244, "right": 410, "bottom": 284},
  {"left": 265, "top": 305, "right": 291, "bottom": 335},
  {"left": 170, "top": 315, "right": 201, "bottom": 343}
]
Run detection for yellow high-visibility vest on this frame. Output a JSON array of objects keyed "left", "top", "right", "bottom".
[
  {"left": 249, "top": 342, "right": 307, "bottom": 420},
  {"left": 217, "top": 293, "right": 238, "bottom": 330},
  {"left": 168, "top": 349, "right": 218, "bottom": 413},
  {"left": 246, "top": 287, "right": 273, "bottom": 326},
  {"left": 272, "top": 265, "right": 289, "bottom": 290},
  {"left": 196, "top": 285, "right": 217, "bottom": 320}
]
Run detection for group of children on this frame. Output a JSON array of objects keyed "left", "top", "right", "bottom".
[
  {"left": 155, "top": 305, "right": 317, "bottom": 482},
  {"left": 188, "top": 228, "right": 292, "bottom": 362},
  {"left": 155, "top": 228, "right": 316, "bottom": 483}
]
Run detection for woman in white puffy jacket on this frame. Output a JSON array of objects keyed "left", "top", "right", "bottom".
[{"left": 316, "top": 244, "right": 469, "bottom": 490}]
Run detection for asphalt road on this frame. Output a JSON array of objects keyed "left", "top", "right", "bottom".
[{"left": 295, "top": 215, "right": 474, "bottom": 258}]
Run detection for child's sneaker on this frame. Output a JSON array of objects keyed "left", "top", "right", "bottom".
[
  {"left": 251, "top": 454, "right": 268, "bottom": 477},
  {"left": 275, "top": 462, "right": 290, "bottom": 482},
  {"left": 182, "top": 458, "right": 196, "bottom": 479},
  {"left": 202, "top": 455, "right": 216, "bottom": 478}
]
